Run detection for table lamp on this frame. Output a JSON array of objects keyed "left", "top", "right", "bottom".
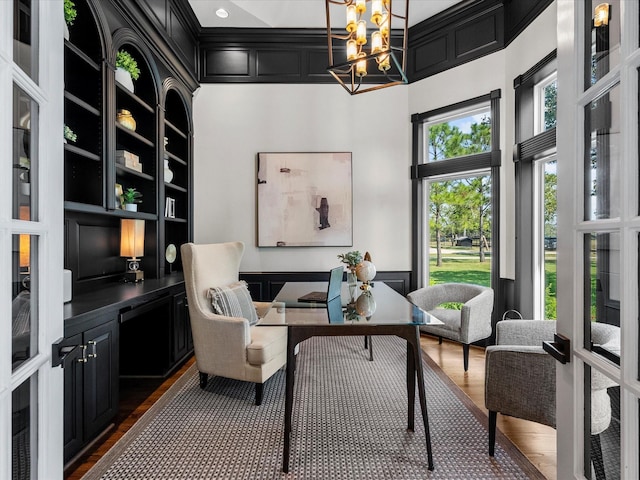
[{"left": 120, "top": 219, "right": 145, "bottom": 282}]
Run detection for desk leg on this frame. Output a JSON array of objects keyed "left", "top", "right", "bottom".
[
  {"left": 406, "top": 341, "right": 415, "bottom": 431},
  {"left": 283, "top": 328, "right": 297, "bottom": 473},
  {"left": 411, "top": 327, "right": 434, "bottom": 470}
]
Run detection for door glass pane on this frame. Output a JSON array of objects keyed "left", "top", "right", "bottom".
[
  {"left": 588, "top": 0, "right": 620, "bottom": 88},
  {"left": 13, "top": 85, "right": 37, "bottom": 221},
  {"left": 543, "top": 159, "right": 557, "bottom": 319},
  {"left": 13, "top": 375, "right": 37, "bottom": 479},
  {"left": 13, "top": 0, "right": 38, "bottom": 81},
  {"left": 584, "top": 232, "right": 621, "bottom": 364},
  {"left": 428, "top": 173, "right": 492, "bottom": 286},
  {"left": 12, "top": 234, "right": 37, "bottom": 371},
  {"left": 426, "top": 106, "right": 491, "bottom": 162},
  {"left": 585, "top": 365, "right": 620, "bottom": 479},
  {"left": 585, "top": 84, "right": 620, "bottom": 220}
]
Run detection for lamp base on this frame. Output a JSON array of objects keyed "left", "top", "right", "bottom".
[{"left": 124, "top": 270, "right": 144, "bottom": 283}]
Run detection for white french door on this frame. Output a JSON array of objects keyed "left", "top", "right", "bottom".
[
  {"left": 1, "top": 1, "right": 65, "bottom": 478},
  {"left": 557, "top": 0, "right": 639, "bottom": 478}
]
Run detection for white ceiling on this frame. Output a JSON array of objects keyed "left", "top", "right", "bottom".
[{"left": 188, "top": 0, "right": 463, "bottom": 29}]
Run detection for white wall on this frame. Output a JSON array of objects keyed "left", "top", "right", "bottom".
[
  {"left": 193, "top": 83, "right": 411, "bottom": 272},
  {"left": 192, "top": 1, "right": 557, "bottom": 276}
]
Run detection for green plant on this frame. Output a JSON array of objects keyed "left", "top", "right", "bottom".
[
  {"left": 121, "top": 187, "right": 142, "bottom": 205},
  {"left": 64, "top": 0, "right": 77, "bottom": 26},
  {"left": 116, "top": 50, "right": 141, "bottom": 81},
  {"left": 337, "top": 251, "right": 363, "bottom": 268},
  {"left": 64, "top": 125, "right": 77, "bottom": 142}
]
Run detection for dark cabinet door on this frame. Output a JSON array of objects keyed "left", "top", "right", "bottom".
[
  {"left": 172, "top": 291, "right": 191, "bottom": 362},
  {"left": 83, "top": 319, "right": 119, "bottom": 441},
  {"left": 63, "top": 334, "right": 84, "bottom": 462}
]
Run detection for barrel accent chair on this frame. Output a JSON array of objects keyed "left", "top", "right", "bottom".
[
  {"left": 485, "top": 320, "right": 619, "bottom": 479},
  {"left": 407, "top": 283, "right": 494, "bottom": 371},
  {"left": 181, "top": 242, "right": 287, "bottom": 405}
]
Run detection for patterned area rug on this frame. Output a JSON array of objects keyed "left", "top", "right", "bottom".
[{"left": 83, "top": 336, "right": 545, "bottom": 479}]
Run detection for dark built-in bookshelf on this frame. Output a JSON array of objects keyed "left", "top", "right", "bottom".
[{"left": 62, "top": 0, "right": 197, "bottom": 466}]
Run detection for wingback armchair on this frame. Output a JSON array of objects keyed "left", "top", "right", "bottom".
[
  {"left": 181, "top": 242, "right": 288, "bottom": 405},
  {"left": 485, "top": 320, "right": 619, "bottom": 479},
  {"left": 407, "top": 283, "right": 494, "bottom": 371}
]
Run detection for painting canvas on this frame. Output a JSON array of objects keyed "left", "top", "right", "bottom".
[{"left": 257, "top": 152, "right": 352, "bottom": 247}]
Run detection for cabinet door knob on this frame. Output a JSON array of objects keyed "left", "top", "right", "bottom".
[
  {"left": 77, "top": 344, "right": 88, "bottom": 363},
  {"left": 87, "top": 340, "right": 98, "bottom": 359}
]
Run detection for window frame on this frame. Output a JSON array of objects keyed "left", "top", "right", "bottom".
[
  {"left": 410, "top": 90, "right": 501, "bottom": 331},
  {"left": 513, "top": 51, "right": 557, "bottom": 318}
]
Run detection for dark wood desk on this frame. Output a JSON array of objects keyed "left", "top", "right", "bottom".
[{"left": 260, "top": 281, "right": 442, "bottom": 473}]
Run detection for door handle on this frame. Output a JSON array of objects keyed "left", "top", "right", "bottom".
[
  {"left": 543, "top": 333, "right": 571, "bottom": 364},
  {"left": 51, "top": 337, "right": 80, "bottom": 367}
]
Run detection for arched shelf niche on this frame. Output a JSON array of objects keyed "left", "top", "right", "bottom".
[
  {"left": 111, "top": 35, "right": 160, "bottom": 217},
  {"left": 63, "top": 0, "right": 110, "bottom": 207},
  {"left": 161, "top": 84, "right": 193, "bottom": 274}
]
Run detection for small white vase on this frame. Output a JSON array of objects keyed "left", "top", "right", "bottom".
[
  {"left": 125, "top": 204, "right": 137, "bottom": 212},
  {"left": 115, "top": 67, "right": 134, "bottom": 93},
  {"left": 164, "top": 159, "right": 174, "bottom": 183}
]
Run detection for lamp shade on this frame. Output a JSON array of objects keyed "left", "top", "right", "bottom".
[{"left": 120, "top": 219, "right": 145, "bottom": 258}]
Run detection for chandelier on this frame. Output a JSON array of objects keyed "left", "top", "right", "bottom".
[{"left": 325, "top": 0, "right": 409, "bottom": 95}]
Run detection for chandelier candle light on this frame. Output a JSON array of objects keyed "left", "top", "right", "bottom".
[{"left": 326, "top": 0, "right": 409, "bottom": 95}]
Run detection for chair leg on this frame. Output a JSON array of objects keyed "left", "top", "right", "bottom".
[
  {"left": 463, "top": 344, "right": 470, "bottom": 371},
  {"left": 591, "top": 434, "right": 606, "bottom": 480},
  {"left": 364, "top": 335, "right": 368, "bottom": 349},
  {"left": 199, "top": 372, "right": 208, "bottom": 389},
  {"left": 488, "top": 411, "right": 497, "bottom": 456},
  {"left": 255, "top": 382, "right": 264, "bottom": 406}
]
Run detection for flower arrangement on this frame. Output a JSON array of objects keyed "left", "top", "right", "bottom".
[
  {"left": 121, "top": 187, "right": 142, "bottom": 205},
  {"left": 337, "top": 250, "right": 363, "bottom": 269},
  {"left": 64, "top": 0, "right": 77, "bottom": 26},
  {"left": 116, "top": 50, "right": 141, "bottom": 81}
]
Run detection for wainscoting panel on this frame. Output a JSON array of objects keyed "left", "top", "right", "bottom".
[{"left": 240, "top": 271, "right": 412, "bottom": 302}]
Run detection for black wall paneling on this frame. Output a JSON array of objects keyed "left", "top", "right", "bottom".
[
  {"left": 197, "top": 0, "right": 554, "bottom": 85},
  {"left": 240, "top": 271, "right": 412, "bottom": 302},
  {"left": 112, "top": 0, "right": 199, "bottom": 91}
]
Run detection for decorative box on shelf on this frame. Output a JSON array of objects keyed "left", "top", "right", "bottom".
[{"left": 116, "top": 150, "right": 142, "bottom": 173}]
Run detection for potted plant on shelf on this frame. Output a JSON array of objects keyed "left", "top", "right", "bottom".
[
  {"left": 115, "top": 50, "right": 141, "bottom": 93},
  {"left": 121, "top": 187, "right": 142, "bottom": 212},
  {"left": 63, "top": 124, "right": 77, "bottom": 143},
  {"left": 64, "top": 0, "right": 77, "bottom": 40}
]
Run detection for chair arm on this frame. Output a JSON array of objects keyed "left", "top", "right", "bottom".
[
  {"left": 485, "top": 345, "right": 556, "bottom": 428},
  {"left": 459, "top": 289, "right": 494, "bottom": 343},
  {"left": 188, "top": 307, "right": 251, "bottom": 373},
  {"left": 496, "top": 319, "right": 556, "bottom": 346}
]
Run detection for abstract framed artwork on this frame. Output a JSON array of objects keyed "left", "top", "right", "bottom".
[{"left": 257, "top": 152, "right": 353, "bottom": 247}]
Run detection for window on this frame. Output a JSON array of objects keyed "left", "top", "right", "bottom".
[
  {"left": 513, "top": 51, "right": 557, "bottom": 319},
  {"left": 411, "top": 91, "right": 500, "bottom": 298}
]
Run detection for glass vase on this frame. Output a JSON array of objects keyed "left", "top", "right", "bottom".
[{"left": 347, "top": 269, "right": 358, "bottom": 301}]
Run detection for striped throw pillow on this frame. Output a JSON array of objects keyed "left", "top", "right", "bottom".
[{"left": 207, "top": 281, "right": 258, "bottom": 326}]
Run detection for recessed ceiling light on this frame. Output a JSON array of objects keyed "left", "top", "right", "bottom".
[{"left": 215, "top": 8, "right": 229, "bottom": 19}]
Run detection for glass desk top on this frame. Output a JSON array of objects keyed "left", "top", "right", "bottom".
[{"left": 258, "top": 281, "right": 443, "bottom": 327}]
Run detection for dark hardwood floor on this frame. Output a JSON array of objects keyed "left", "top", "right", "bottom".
[{"left": 65, "top": 337, "right": 556, "bottom": 480}]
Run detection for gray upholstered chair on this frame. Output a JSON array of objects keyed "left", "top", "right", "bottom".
[
  {"left": 181, "top": 241, "right": 288, "bottom": 405},
  {"left": 407, "top": 283, "right": 494, "bottom": 371},
  {"left": 485, "top": 320, "right": 619, "bottom": 478}
]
